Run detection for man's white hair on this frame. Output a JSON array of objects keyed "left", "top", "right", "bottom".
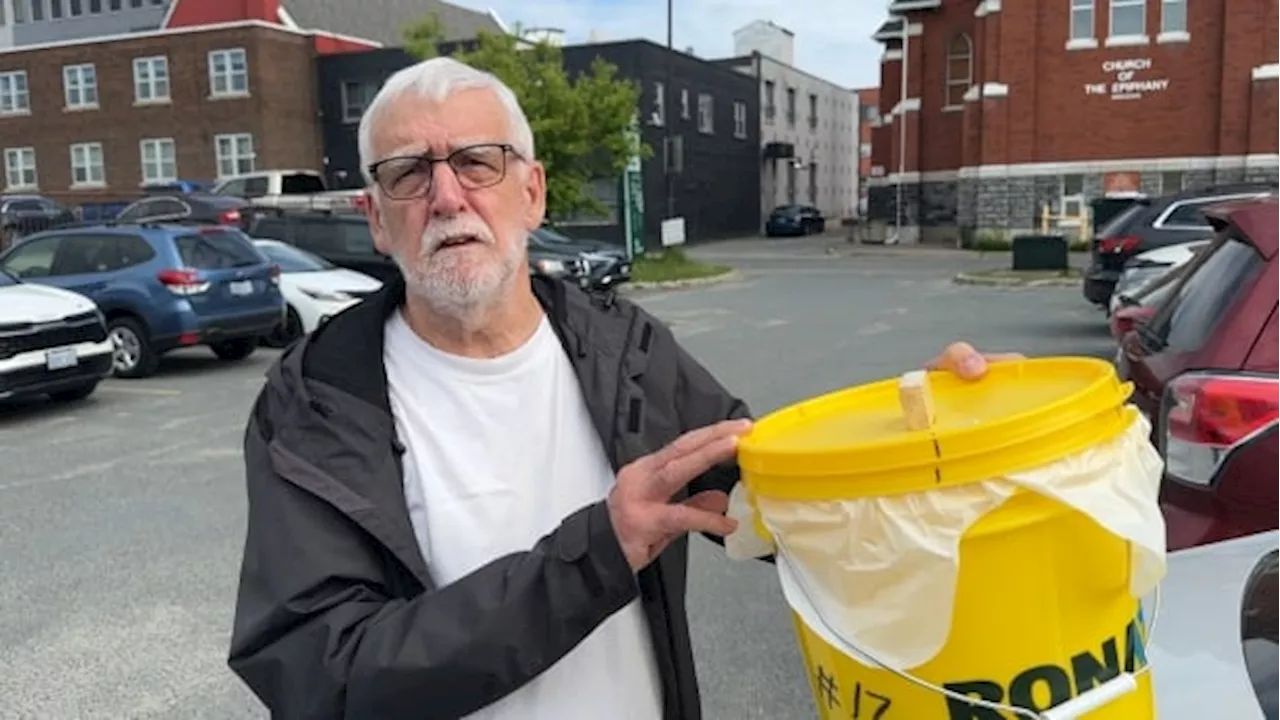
[{"left": 357, "top": 56, "right": 536, "bottom": 186}]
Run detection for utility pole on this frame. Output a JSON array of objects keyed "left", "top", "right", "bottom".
[
  {"left": 891, "top": 18, "right": 908, "bottom": 245},
  {"left": 664, "top": 0, "right": 675, "bottom": 221}
]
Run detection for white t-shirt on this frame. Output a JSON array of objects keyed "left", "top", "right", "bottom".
[{"left": 384, "top": 308, "right": 664, "bottom": 720}]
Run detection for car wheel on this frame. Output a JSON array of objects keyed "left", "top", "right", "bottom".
[
  {"left": 262, "top": 306, "right": 304, "bottom": 349},
  {"left": 210, "top": 338, "right": 257, "bottom": 361},
  {"left": 108, "top": 316, "right": 159, "bottom": 379},
  {"left": 48, "top": 381, "right": 99, "bottom": 403}
]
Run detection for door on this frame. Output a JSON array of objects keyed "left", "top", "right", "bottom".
[{"left": 1, "top": 233, "right": 117, "bottom": 305}]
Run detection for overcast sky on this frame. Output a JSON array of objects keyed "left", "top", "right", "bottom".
[{"left": 455, "top": 0, "right": 886, "bottom": 90}]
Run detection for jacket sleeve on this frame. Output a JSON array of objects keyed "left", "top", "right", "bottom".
[
  {"left": 228, "top": 410, "right": 641, "bottom": 720},
  {"left": 669, "top": 338, "right": 776, "bottom": 563}
]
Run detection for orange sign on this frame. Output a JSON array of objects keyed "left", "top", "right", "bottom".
[{"left": 1103, "top": 172, "right": 1142, "bottom": 196}]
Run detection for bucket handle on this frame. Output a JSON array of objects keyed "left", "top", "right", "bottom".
[{"left": 774, "top": 538, "right": 1160, "bottom": 720}]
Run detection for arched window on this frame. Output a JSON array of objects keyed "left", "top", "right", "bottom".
[{"left": 945, "top": 34, "right": 973, "bottom": 108}]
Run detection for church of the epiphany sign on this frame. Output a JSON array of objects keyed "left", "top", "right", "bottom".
[{"left": 1084, "top": 58, "right": 1171, "bottom": 100}]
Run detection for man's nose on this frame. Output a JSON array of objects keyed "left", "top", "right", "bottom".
[{"left": 427, "top": 162, "right": 467, "bottom": 217}]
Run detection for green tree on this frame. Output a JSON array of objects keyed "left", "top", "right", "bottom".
[
  {"left": 402, "top": 13, "right": 443, "bottom": 60},
  {"left": 402, "top": 26, "right": 648, "bottom": 221}
]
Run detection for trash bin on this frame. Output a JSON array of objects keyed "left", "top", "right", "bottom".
[
  {"left": 730, "top": 358, "right": 1166, "bottom": 720},
  {"left": 1011, "top": 234, "right": 1069, "bottom": 271}
]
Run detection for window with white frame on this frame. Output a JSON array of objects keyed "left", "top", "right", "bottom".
[
  {"left": 70, "top": 142, "right": 105, "bottom": 186},
  {"left": 732, "top": 100, "right": 747, "bottom": 139},
  {"left": 208, "top": 48, "right": 249, "bottom": 97},
  {"left": 680, "top": 88, "right": 690, "bottom": 119},
  {"left": 1059, "top": 174, "right": 1086, "bottom": 221},
  {"left": 140, "top": 138, "right": 177, "bottom": 183},
  {"left": 4, "top": 147, "right": 36, "bottom": 189},
  {"left": 215, "top": 133, "right": 255, "bottom": 178},
  {"left": 1109, "top": 0, "right": 1146, "bottom": 38},
  {"left": 1159, "top": 170, "right": 1185, "bottom": 194},
  {"left": 1070, "top": 0, "right": 1095, "bottom": 41},
  {"left": 860, "top": 143, "right": 872, "bottom": 158},
  {"left": 63, "top": 63, "right": 99, "bottom": 109},
  {"left": 133, "top": 56, "right": 170, "bottom": 103},
  {"left": 0, "top": 70, "right": 30, "bottom": 114},
  {"left": 651, "top": 81, "right": 665, "bottom": 126},
  {"left": 697, "top": 93, "right": 714, "bottom": 134},
  {"left": 1160, "top": 0, "right": 1186, "bottom": 34},
  {"left": 945, "top": 34, "right": 973, "bottom": 108}
]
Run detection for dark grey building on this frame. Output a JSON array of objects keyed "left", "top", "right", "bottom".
[{"left": 316, "top": 39, "right": 762, "bottom": 249}]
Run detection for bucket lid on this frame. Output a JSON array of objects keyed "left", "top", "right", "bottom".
[{"left": 737, "top": 357, "right": 1136, "bottom": 500}]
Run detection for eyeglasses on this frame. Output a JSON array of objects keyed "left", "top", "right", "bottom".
[{"left": 367, "top": 143, "right": 522, "bottom": 200}]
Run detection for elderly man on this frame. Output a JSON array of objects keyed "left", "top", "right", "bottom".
[{"left": 227, "top": 56, "right": 1015, "bottom": 720}]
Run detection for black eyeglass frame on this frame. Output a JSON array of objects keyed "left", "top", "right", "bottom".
[{"left": 366, "top": 143, "right": 525, "bottom": 199}]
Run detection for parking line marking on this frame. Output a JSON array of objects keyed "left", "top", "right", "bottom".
[{"left": 99, "top": 386, "right": 182, "bottom": 396}]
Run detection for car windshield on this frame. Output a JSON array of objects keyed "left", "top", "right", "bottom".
[
  {"left": 535, "top": 227, "right": 575, "bottom": 244},
  {"left": 257, "top": 242, "right": 334, "bottom": 273}
]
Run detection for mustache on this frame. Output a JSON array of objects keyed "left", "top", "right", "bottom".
[{"left": 421, "top": 216, "right": 497, "bottom": 253}]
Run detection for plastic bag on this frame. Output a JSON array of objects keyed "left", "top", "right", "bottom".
[{"left": 724, "top": 411, "right": 1167, "bottom": 670}]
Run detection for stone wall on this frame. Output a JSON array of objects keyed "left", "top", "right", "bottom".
[{"left": 871, "top": 164, "right": 1278, "bottom": 243}]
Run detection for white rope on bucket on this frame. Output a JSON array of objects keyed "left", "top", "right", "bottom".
[{"left": 773, "top": 537, "right": 1161, "bottom": 720}]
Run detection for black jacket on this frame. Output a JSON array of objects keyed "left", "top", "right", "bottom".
[{"left": 227, "top": 274, "right": 753, "bottom": 719}]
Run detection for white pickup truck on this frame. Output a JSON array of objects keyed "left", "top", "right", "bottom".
[{"left": 210, "top": 170, "right": 367, "bottom": 212}]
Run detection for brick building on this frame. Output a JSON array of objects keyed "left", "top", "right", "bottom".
[
  {"left": 866, "top": 0, "right": 1279, "bottom": 245},
  {"left": 0, "top": 16, "right": 379, "bottom": 205}
]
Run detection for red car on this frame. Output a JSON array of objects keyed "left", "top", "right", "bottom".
[{"left": 1119, "top": 196, "right": 1278, "bottom": 552}]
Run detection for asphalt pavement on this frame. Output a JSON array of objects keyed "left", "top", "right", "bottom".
[{"left": 0, "top": 239, "right": 1115, "bottom": 719}]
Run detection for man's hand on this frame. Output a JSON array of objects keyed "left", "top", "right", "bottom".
[
  {"left": 607, "top": 419, "right": 753, "bottom": 572},
  {"left": 925, "top": 341, "right": 1025, "bottom": 380}
]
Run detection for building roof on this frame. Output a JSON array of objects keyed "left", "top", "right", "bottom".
[
  {"left": 873, "top": 18, "right": 904, "bottom": 42},
  {"left": 283, "top": 0, "right": 505, "bottom": 46}
]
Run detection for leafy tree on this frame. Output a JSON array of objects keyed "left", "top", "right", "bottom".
[{"left": 402, "top": 23, "right": 648, "bottom": 221}]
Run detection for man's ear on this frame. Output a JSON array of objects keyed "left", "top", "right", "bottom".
[
  {"left": 366, "top": 190, "right": 393, "bottom": 255},
  {"left": 522, "top": 161, "right": 547, "bottom": 230}
]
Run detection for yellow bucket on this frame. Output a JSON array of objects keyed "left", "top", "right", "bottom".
[{"left": 737, "top": 357, "right": 1159, "bottom": 720}]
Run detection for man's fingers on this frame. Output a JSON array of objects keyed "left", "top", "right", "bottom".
[
  {"left": 926, "top": 342, "right": 1025, "bottom": 380},
  {"left": 653, "top": 435, "right": 741, "bottom": 495},
  {"left": 683, "top": 489, "right": 731, "bottom": 516},
  {"left": 656, "top": 501, "right": 738, "bottom": 538},
  {"left": 633, "top": 418, "right": 751, "bottom": 474}
]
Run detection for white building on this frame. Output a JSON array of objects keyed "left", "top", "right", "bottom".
[{"left": 726, "top": 20, "right": 860, "bottom": 223}]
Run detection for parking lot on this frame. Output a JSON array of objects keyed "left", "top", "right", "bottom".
[{"left": 0, "top": 243, "right": 1117, "bottom": 719}]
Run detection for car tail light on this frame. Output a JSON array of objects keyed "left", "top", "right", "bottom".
[
  {"left": 157, "top": 268, "right": 211, "bottom": 296},
  {"left": 351, "top": 194, "right": 370, "bottom": 213},
  {"left": 1161, "top": 372, "right": 1280, "bottom": 486},
  {"left": 1100, "top": 235, "right": 1141, "bottom": 254},
  {"left": 218, "top": 209, "right": 242, "bottom": 226},
  {"left": 268, "top": 264, "right": 281, "bottom": 286}
]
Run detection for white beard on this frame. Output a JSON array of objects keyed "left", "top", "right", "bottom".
[{"left": 393, "top": 217, "right": 524, "bottom": 316}]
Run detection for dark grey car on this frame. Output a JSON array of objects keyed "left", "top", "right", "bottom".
[{"left": 1083, "top": 182, "right": 1276, "bottom": 307}]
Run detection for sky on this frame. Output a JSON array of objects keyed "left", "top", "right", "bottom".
[{"left": 452, "top": 0, "right": 887, "bottom": 90}]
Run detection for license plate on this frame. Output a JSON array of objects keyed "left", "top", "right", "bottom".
[
  {"left": 229, "top": 280, "right": 255, "bottom": 296},
  {"left": 46, "top": 346, "right": 78, "bottom": 371}
]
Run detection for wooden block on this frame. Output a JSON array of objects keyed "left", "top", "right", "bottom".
[{"left": 898, "top": 369, "right": 936, "bottom": 431}]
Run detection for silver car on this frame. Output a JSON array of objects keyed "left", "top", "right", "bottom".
[{"left": 1149, "top": 530, "right": 1277, "bottom": 719}]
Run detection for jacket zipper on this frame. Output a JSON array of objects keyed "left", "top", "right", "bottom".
[{"left": 609, "top": 305, "right": 687, "bottom": 717}]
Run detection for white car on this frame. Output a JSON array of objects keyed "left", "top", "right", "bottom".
[
  {"left": 1149, "top": 530, "right": 1277, "bottom": 720},
  {"left": 251, "top": 239, "right": 382, "bottom": 347},
  {"left": 0, "top": 270, "right": 114, "bottom": 403}
]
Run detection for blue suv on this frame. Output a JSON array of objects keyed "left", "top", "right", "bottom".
[{"left": 0, "top": 223, "right": 284, "bottom": 378}]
